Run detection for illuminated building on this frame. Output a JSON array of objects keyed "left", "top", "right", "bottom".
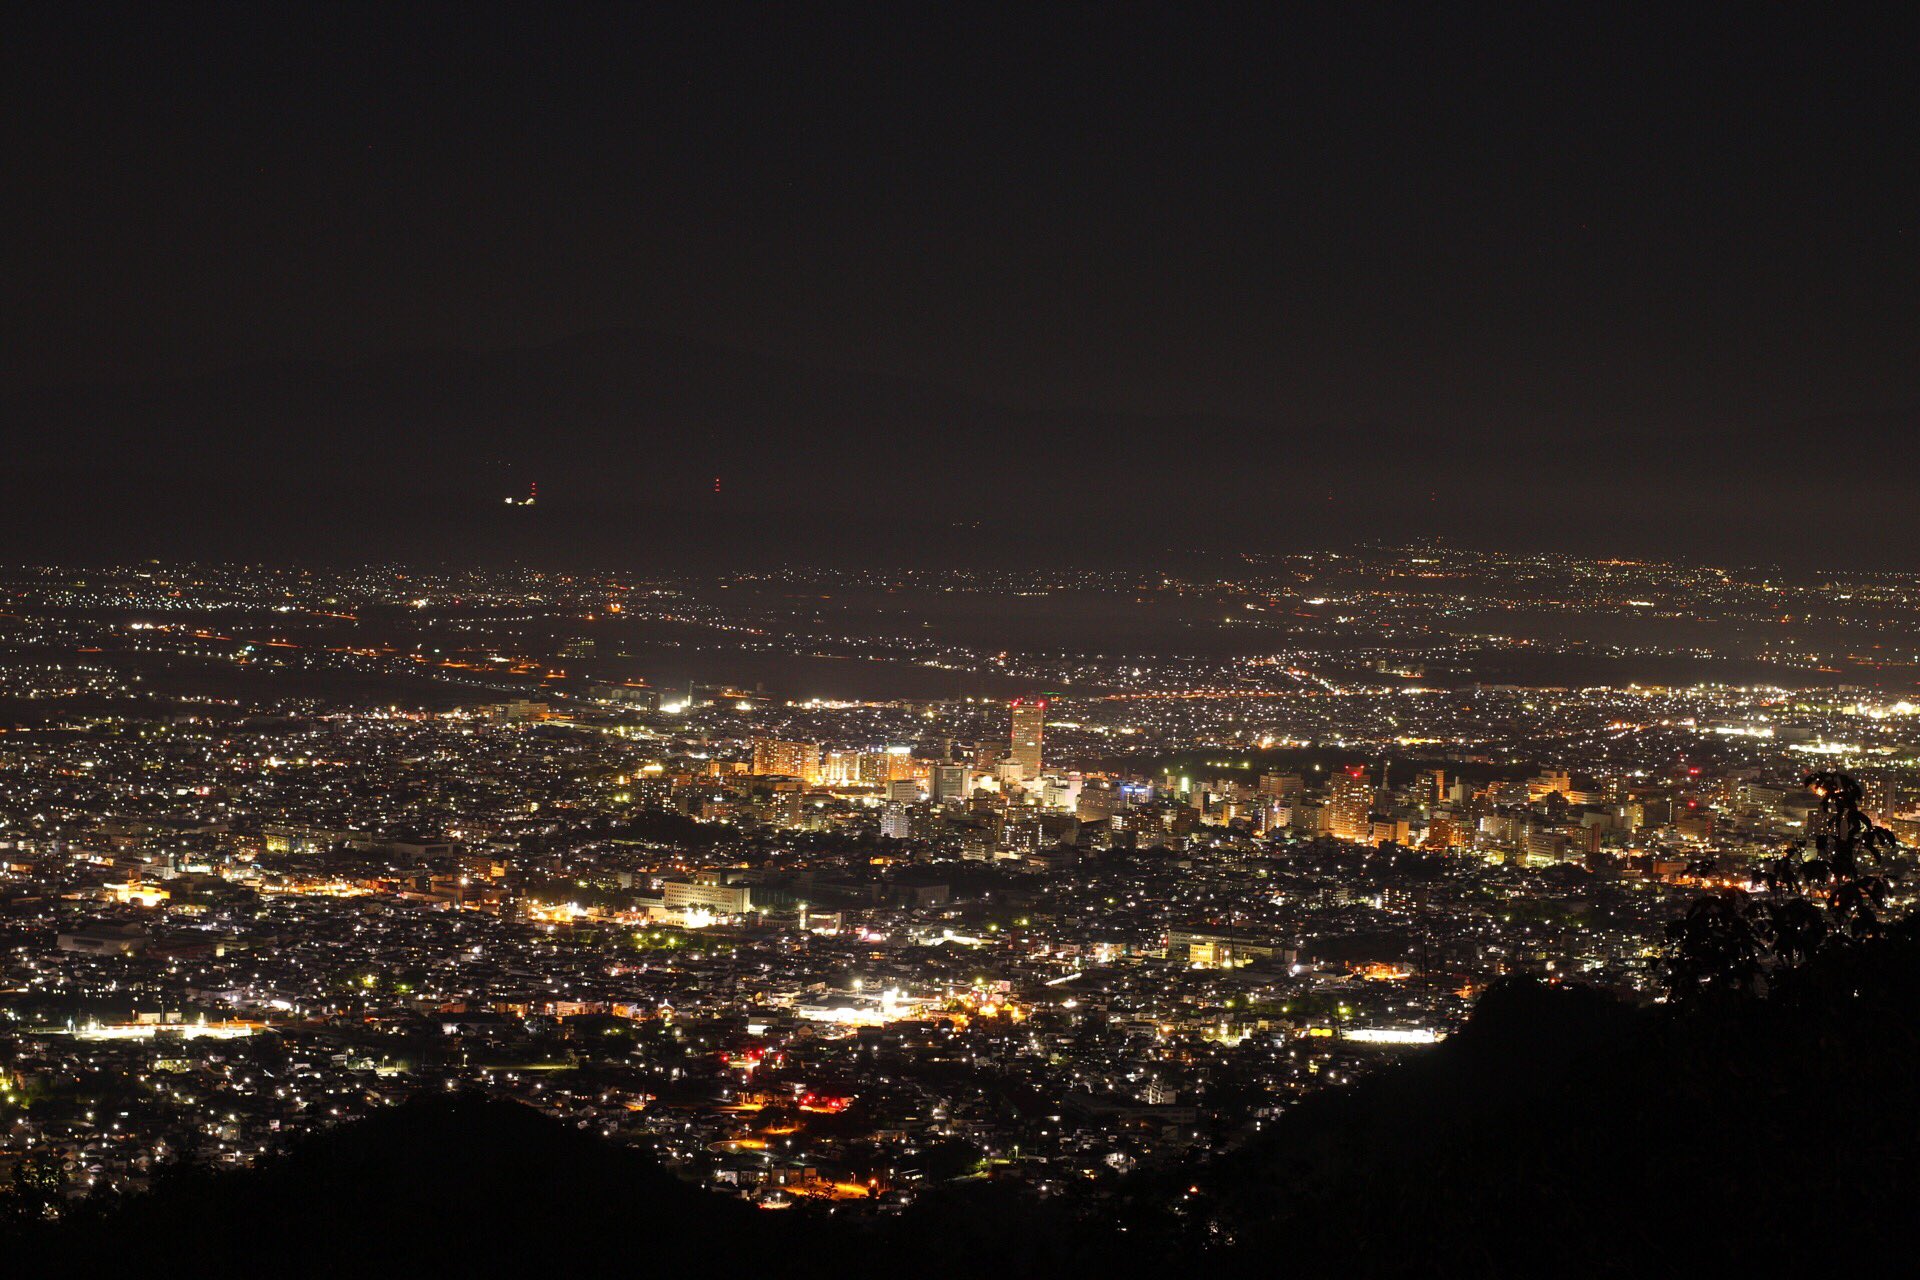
[
  {"left": 57, "top": 921, "right": 150, "bottom": 955},
  {"left": 1523, "top": 828, "right": 1572, "bottom": 864},
  {"left": 772, "top": 786, "right": 806, "bottom": 828},
  {"left": 661, "top": 874, "right": 752, "bottom": 916},
  {"left": 751, "top": 737, "right": 819, "bottom": 782},
  {"left": 1328, "top": 766, "right": 1374, "bottom": 842},
  {"left": 1423, "top": 812, "right": 1466, "bottom": 850},
  {"left": 931, "top": 762, "right": 969, "bottom": 804},
  {"left": 104, "top": 881, "right": 170, "bottom": 907},
  {"left": 1527, "top": 770, "right": 1573, "bottom": 801},
  {"left": 1259, "top": 772, "right": 1305, "bottom": 803},
  {"left": 883, "top": 746, "right": 919, "bottom": 783},
  {"left": 1009, "top": 698, "right": 1046, "bottom": 778}
]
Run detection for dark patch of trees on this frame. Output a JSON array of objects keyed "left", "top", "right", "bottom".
[{"left": 1665, "top": 769, "right": 1902, "bottom": 999}]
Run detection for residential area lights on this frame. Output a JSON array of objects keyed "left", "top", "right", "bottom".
[{"left": 0, "top": 554, "right": 1914, "bottom": 1210}]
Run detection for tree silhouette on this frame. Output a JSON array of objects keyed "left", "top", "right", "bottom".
[
  {"left": 1664, "top": 770, "right": 1900, "bottom": 1000},
  {"left": 0, "top": 1151, "right": 64, "bottom": 1228}
]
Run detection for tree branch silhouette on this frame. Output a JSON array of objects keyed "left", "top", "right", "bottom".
[{"left": 1663, "top": 770, "right": 1900, "bottom": 1000}]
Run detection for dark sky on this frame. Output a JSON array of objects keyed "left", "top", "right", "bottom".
[{"left": 3, "top": 4, "right": 1917, "bottom": 564}]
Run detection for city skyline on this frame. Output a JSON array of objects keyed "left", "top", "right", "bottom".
[{"left": 0, "top": 552, "right": 1913, "bottom": 1266}]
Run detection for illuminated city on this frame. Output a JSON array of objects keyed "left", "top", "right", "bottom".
[
  {"left": 4, "top": 5, "right": 1914, "bottom": 1274},
  {"left": 0, "top": 551, "right": 1916, "bottom": 1221}
]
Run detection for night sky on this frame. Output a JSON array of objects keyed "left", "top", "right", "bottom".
[{"left": 3, "top": 5, "right": 1916, "bottom": 565}]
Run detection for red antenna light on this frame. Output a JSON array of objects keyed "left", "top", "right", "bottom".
[{"left": 713, "top": 476, "right": 722, "bottom": 495}]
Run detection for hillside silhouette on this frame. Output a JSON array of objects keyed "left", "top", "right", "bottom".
[
  {"left": 8, "top": 1091, "right": 824, "bottom": 1276},
  {"left": 1184, "top": 935, "right": 1920, "bottom": 1276},
  {"left": 9, "top": 926, "right": 1919, "bottom": 1277}
]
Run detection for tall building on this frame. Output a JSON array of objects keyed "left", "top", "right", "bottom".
[
  {"left": 1009, "top": 698, "right": 1046, "bottom": 777},
  {"left": 931, "top": 762, "right": 970, "bottom": 804},
  {"left": 821, "top": 749, "right": 859, "bottom": 785},
  {"left": 751, "top": 738, "right": 818, "bottom": 783},
  {"left": 1259, "top": 772, "right": 1305, "bottom": 803},
  {"left": 883, "top": 746, "right": 919, "bottom": 783},
  {"left": 1328, "top": 766, "right": 1374, "bottom": 842}
]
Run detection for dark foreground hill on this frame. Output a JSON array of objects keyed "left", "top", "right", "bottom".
[
  {"left": 1184, "top": 929, "right": 1920, "bottom": 1278},
  {"left": 4, "top": 1088, "right": 1138, "bottom": 1279},
  {"left": 10, "top": 929, "right": 1920, "bottom": 1278},
  {"left": 8, "top": 1092, "right": 814, "bottom": 1276}
]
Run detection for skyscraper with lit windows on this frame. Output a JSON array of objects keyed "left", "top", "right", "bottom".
[
  {"left": 751, "top": 737, "right": 818, "bottom": 783},
  {"left": 1009, "top": 698, "right": 1045, "bottom": 777},
  {"left": 1329, "top": 766, "right": 1374, "bottom": 841}
]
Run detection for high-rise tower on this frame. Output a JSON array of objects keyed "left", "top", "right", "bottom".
[
  {"left": 1009, "top": 698, "right": 1046, "bottom": 778},
  {"left": 1329, "top": 765, "right": 1374, "bottom": 842}
]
